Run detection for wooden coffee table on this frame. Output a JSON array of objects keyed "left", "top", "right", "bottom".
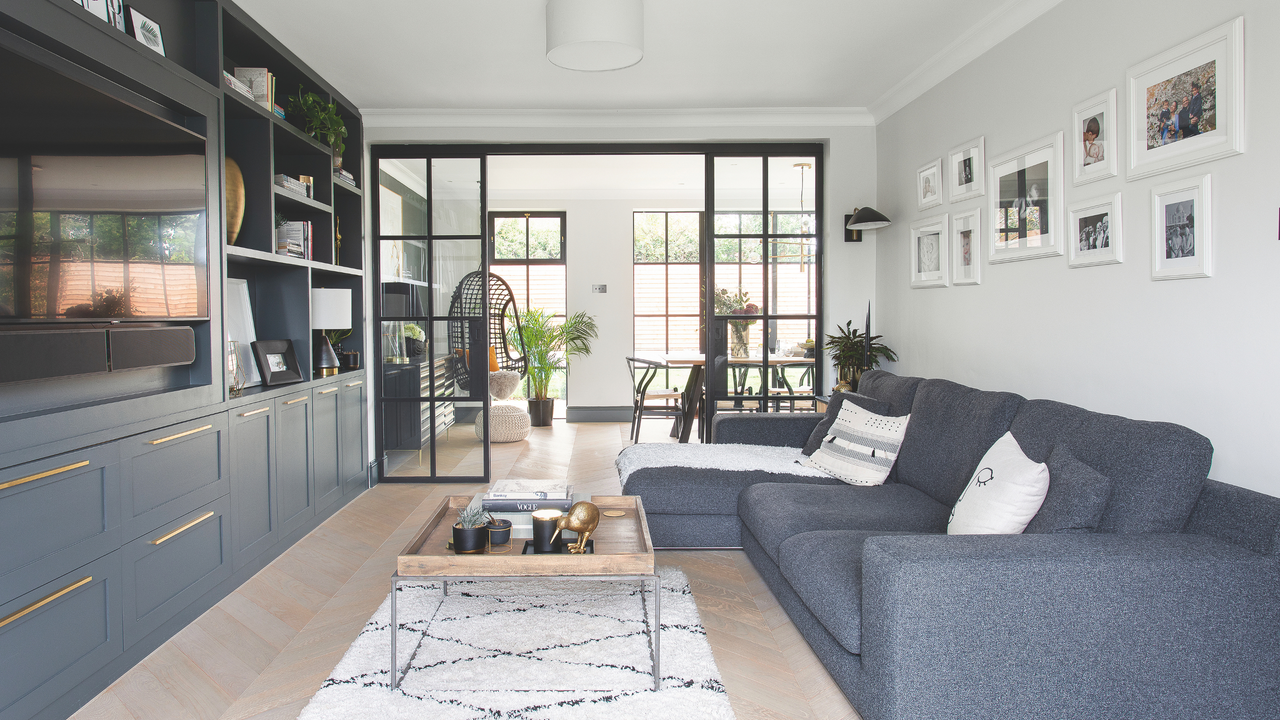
[{"left": 390, "top": 495, "right": 659, "bottom": 690}]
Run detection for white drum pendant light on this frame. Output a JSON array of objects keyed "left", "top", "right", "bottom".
[{"left": 546, "top": 0, "right": 643, "bottom": 71}]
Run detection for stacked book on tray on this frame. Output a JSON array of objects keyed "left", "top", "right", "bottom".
[{"left": 482, "top": 480, "right": 577, "bottom": 538}]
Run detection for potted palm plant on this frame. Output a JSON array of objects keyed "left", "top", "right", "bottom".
[
  {"left": 825, "top": 320, "right": 898, "bottom": 392},
  {"left": 508, "top": 307, "right": 598, "bottom": 426}
]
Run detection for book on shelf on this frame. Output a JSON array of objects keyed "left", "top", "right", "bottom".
[
  {"left": 480, "top": 497, "right": 575, "bottom": 513},
  {"left": 271, "top": 103, "right": 286, "bottom": 120},
  {"left": 334, "top": 168, "right": 356, "bottom": 186},
  {"left": 275, "top": 221, "right": 311, "bottom": 259},
  {"left": 273, "top": 174, "right": 308, "bottom": 196},
  {"left": 233, "top": 67, "right": 273, "bottom": 110},
  {"left": 222, "top": 71, "right": 255, "bottom": 101},
  {"left": 484, "top": 479, "right": 569, "bottom": 500}
]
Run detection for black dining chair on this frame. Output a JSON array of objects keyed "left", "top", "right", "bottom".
[{"left": 626, "top": 356, "right": 685, "bottom": 443}]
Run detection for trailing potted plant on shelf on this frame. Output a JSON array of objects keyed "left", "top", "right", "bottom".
[
  {"left": 452, "top": 505, "right": 489, "bottom": 554},
  {"left": 286, "top": 86, "right": 347, "bottom": 169},
  {"left": 508, "top": 307, "right": 598, "bottom": 427},
  {"left": 825, "top": 320, "right": 898, "bottom": 393}
]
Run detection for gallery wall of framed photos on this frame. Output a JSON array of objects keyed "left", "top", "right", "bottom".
[{"left": 874, "top": 0, "right": 1279, "bottom": 496}]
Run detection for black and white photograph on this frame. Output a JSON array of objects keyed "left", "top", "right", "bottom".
[
  {"left": 917, "top": 158, "right": 942, "bottom": 210},
  {"left": 911, "top": 214, "right": 949, "bottom": 289},
  {"left": 1127, "top": 17, "right": 1243, "bottom": 179},
  {"left": 948, "top": 137, "right": 985, "bottom": 201},
  {"left": 987, "top": 132, "right": 1063, "bottom": 263},
  {"left": 1151, "top": 175, "right": 1212, "bottom": 280},
  {"left": 1068, "top": 193, "right": 1123, "bottom": 268},
  {"left": 951, "top": 208, "right": 982, "bottom": 285},
  {"left": 1078, "top": 213, "right": 1110, "bottom": 251}
]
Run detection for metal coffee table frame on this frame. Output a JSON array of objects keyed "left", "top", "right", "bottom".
[{"left": 390, "top": 571, "right": 660, "bottom": 691}]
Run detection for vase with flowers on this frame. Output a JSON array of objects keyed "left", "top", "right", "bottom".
[{"left": 715, "top": 288, "right": 759, "bottom": 358}]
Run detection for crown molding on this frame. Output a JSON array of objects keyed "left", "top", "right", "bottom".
[
  {"left": 362, "top": 107, "right": 875, "bottom": 129},
  {"left": 869, "top": 0, "right": 1067, "bottom": 124}
]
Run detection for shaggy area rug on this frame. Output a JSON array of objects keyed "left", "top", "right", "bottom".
[{"left": 298, "top": 570, "right": 735, "bottom": 720}]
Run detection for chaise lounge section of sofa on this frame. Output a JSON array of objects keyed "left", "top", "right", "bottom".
[{"left": 618, "top": 369, "right": 1280, "bottom": 719}]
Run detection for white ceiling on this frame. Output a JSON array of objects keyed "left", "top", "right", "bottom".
[{"left": 233, "top": 0, "right": 1064, "bottom": 123}]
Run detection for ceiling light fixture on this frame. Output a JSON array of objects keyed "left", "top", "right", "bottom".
[{"left": 546, "top": 0, "right": 643, "bottom": 72}]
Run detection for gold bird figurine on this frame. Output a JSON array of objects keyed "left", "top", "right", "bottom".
[{"left": 549, "top": 501, "right": 600, "bottom": 554}]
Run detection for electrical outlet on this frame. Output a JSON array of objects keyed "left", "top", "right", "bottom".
[{"left": 592, "top": 284, "right": 607, "bottom": 293}]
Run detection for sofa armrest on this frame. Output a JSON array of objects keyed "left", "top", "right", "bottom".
[
  {"left": 710, "top": 413, "right": 821, "bottom": 447},
  {"left": 858, "top": 533, "right": 1280, "bottom": 720}
]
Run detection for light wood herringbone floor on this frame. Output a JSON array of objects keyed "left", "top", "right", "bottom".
[{"left": 69, "top": 421, "right": 859, "bottom": 720}]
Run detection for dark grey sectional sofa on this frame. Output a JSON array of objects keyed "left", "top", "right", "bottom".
[{"left": 619, "top": 369, "right": 1280, "bottom": 720}]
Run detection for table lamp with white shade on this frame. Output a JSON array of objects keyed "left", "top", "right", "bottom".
[{"left": 311, "top": 288, "right": 351, "bottom": 377}]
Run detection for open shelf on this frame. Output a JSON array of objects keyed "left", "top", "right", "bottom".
[{"left": 274, "top": 186, "right": 332, "bottom": 214}]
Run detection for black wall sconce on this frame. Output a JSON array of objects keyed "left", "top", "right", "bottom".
[{"left": 845, "top": 207, "right": 892, "bottom": 242}]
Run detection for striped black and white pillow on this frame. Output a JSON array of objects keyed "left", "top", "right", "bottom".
[{"left": 801, "top": 402, "right": 910, "bottom": 486}]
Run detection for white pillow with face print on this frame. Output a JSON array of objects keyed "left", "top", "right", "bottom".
[{"left": 948, "top": 431, "right": 1050, "bottom": 535}]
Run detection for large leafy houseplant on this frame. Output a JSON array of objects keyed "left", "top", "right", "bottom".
[
  {"left": 286, "top": 86, "right": 347, "bottom": 160},
  {"left": 825, "top": 320, "right": 897, "bottom": 389},
  {"left": 508, "top": 308, "right": 598, "bottom": 401}
]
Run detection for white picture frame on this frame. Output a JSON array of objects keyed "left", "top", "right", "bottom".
[
  {"left": 950, "top": 208, "right": 982, "bottom": 285},
  {"left": 1151, "top": 174, "right": 1212, "bottom": 280},
  {"left": 1126, "top": 17, "right": 1244, "bottom": 180},
  {"left": 987, "top": 131, "right": 1064, "bottom": 264},
  {"left": 947, "top": 137, "right": 986, "bottom": 202},
  {"left": 1072, "top": 89, "right": 1118, "bottom": 185},
  {"left": 1067, "top": 193, "right": 1123, "bottom": 268},
  {"left": 226, "top": 278, "right": 262, "bottom": 386},
  {"left": 124, "top": 5, "right": 166, "bottom": 56},
  {"left": 910, "top": 214, "right": 949, "bottom": 289},
  {"left": 916, "top": 158, "right": 942, "bottom": 211}
]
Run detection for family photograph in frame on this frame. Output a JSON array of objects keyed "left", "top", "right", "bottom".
[
  {"left": 1072, "top": 89, "right": 1118, "bottom": 185},
  {"left": 910, "top": 214, "right": 949, "bottom": 289},
  {"left": 947, "top": 137, "right": 985, "bottom": 202},
  {"left": 987, "top": 132, "right": 1064, "bottom": 264},
  {"left": 917, "top": 158, "right": 942, "bottom": 211},
  {"left": 1067, "top": 193, "right": 1123, "bottom": 268},
  {"left": 951, "top": 208, "right": 982, "bottom": 285},
  {"left": 1151, "top": 174, "right": 1212, "bottom": 280},
  {"left": 1127, "top": 17, "right": 1243, "bottom": 179}
]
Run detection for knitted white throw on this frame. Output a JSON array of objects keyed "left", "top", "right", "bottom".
[{"left": 616, "top": 443, "right": 830, "bottom": 489}]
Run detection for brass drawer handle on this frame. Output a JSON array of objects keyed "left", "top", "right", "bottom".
[
  {"left": 150, "top": 511, "right": 216, "bottom": 545},
  {"left": 318, "top": 388, "right": 338, "bottom": 394},
  {"left": 284, "top": 397, "right": 307, "bottom": 405},
  {"left": 345, "top": 380, "right": 363, "bottom": 387},
  {"left": 239, "top": 406, "right": 270, "bottom": 417},
  {"left": 0, "top": 576, "right": 93, "bottom": 629},
  {"left": 0, "top": 460, "right": 91, "bottom": 492},
  {"left": 148, "top": 425, "right": 213, "bottom": 445}
]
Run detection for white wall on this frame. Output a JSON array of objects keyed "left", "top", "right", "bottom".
[
  {"left": 875, "top": 0, "right": 1280, "bottom": 494},
  {"left": 366, "top": 123, "right": 879, "bottom": 408}
]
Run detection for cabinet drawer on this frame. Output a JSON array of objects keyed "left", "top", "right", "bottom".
[
  {"left": 0, "top": 445, "right": 120, "bottom": 606},
  {"left": 0, "top": 552, "right": 122, "bottom": 720},
  {"left": 121, "top": 495, "right": 232, "bottom": 648},
  {"left": 120, "top": 415, "right": 229, "bottom": 541}
]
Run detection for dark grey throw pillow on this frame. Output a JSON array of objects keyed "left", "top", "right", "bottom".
[
  {"left": 802, "top": 392, "right": 893, "bottom": 456},
  {"left": 1024, "top": 444, "right": 1113, "bottom": 533}
]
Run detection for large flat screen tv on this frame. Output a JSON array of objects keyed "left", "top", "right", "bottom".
[{"left": 0, "top": 43, "right": 209, "bottom": 323}]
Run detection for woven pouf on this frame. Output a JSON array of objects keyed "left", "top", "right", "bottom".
[{"left": 477, "top": 403, "right": 531, "bottom": 442}]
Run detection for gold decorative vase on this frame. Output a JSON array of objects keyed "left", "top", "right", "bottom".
[{"left": 225, "top": 157, "right": 245, "bottom": 245}]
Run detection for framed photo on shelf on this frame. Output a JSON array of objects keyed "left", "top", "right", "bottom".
[
  {"left": 1151, "top": 174, "right": 1212, "bottom": 280},
  {"left": 1067, "top": 193, "right": 1123, "bottom": 268},
  {"left": 1072, "top": 89, "right": 1118, "bottom": 185},
  {"left": 987, "top": 131, "right": 1064, "bottom": 264},
  {"left": 225, "top": 278, "right": 261, "bottom": 387},
  {"left": 951, "top": 208, "right": 982, "bottom": 285},
  {"left": 1127, "top": 17, "right": 1243, "bottom": 180},
  {"left": 251, "top": 339, "right": 304, "bottom": 386},
  {"left": 910, "top": 214, "right": 949, "bottom": 289},
  {"left": 947, "top": 137, "right": 985, "bottom": 202},
  {"left": 124, "top": 5, "right": 165, "bottom": 56},
  {"left": 917, "top": 158, "right": 942, "bottom": 211}
]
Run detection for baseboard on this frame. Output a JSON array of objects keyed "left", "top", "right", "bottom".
[{"left": 566, "top": 406, "right": 632, "bottom": 422}]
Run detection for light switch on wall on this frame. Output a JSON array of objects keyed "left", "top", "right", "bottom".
[{"left": 592, "top": 284, "right": 607, "bottom": 293}]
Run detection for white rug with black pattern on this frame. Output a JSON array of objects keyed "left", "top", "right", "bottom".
[{"left": 298, "top": 570, "right": 735, "bottom": 720}]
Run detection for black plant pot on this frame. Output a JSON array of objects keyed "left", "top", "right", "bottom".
[
  {"left": 339, "top": 350, "right": 360, "bottom": 370},
  {"left": 487, "top": 519, "right": 512, "bottom": 546},
  {"left": 452, "top": 523, "right": 487, "bottom": 554},
  {"left": 528, "top": 398, "right": 554, "bottom": 427},
  {"left": 405, "top": 338, "right": 425, "bottom": 357}
]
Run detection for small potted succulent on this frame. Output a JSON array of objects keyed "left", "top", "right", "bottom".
[
  {"left": 452, "top": 505, "right": 489, "bottom": 554},
  {"left": 486, "top": 516, "right": 512, "bottom": 546}
]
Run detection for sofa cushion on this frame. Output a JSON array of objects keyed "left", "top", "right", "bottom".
[
  {"left": 948, "top": 432, "right": 1049, "bottom": 535},
  {"left": 1025, "top": 444, "right": 1113, "bottom": 534},
  {"left": 778, "top": 530, "right": 916, "bottom": 655},
  {"left": 894, "top": 379, "right": 1025, "bottom": 507},
  {"left": 857, "top": 370, "right": 923, "bottom": 417},
  {"left": 1010, "top": 399, "right": 1211, "bottom": 533},
  {"left": 739, "top": 482, "right": 949, "bottom": 562},
  {"left": 802, "top": 392, "right": 893, "bottom": 456},
  {"left": 802, "top": 402, "right": 909, "bottom": 486}
]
